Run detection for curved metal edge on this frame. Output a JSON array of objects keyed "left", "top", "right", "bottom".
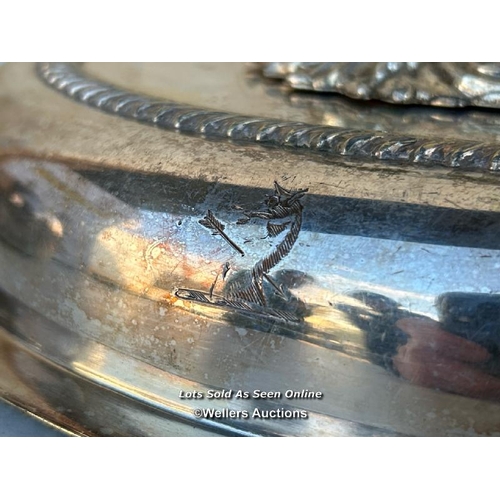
[
  {"left": 0, "top": 294, "right": 403, "bottom": 436},
  {"left": 36, "top": 63, "right": 500, "bottom": 173},
  {"left": 0, "top": 396, "right": 74, "bottom": 436}
]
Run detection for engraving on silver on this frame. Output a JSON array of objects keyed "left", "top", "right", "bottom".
[{"left": 176, "top": 182, "right": 307, "bottom": 323}]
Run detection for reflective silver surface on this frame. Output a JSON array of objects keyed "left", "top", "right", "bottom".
[
  {"left": 261, "top": 62, "right": 500, "bottom": 109},
  {"left": 0, "top": 63, "right": 499, "bottom": 436}
]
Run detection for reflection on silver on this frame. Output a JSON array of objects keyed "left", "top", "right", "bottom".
[{"left": 1, "top": 153, "right": 500, "bottom": 436}]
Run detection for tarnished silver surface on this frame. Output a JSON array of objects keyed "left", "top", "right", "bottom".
[
  {"left": 0, "top": 63, "right": 500, "bottom": 436},
  {"left": 261, "top": 63, "right": 500, "bottom": 109}
]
